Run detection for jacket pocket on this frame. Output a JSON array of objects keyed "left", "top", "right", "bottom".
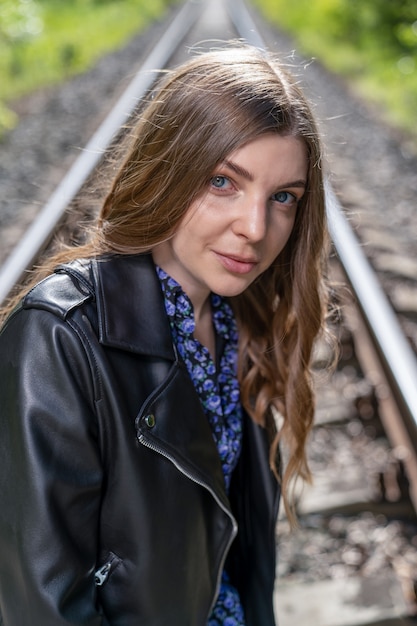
[{"left": 95, "top": 552, "right": 122, "bottom": 587}]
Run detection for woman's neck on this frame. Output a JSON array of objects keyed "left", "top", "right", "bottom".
[{"left": 193, "top": 297, "right": 215, "bottom": 360}]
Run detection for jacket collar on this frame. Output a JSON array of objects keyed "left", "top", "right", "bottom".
[{"left": 92, "top": 254, "right": 176, "bottom": 361}]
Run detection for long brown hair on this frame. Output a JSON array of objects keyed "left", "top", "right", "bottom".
[{"left": 1, "top": 45, "right": 330, "bottom": 520}]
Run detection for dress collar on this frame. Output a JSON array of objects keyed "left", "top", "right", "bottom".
[{"left": 155, "top": 266, "right": 236, "bottom": 342}]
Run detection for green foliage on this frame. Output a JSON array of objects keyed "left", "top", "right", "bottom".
[
  {"left": 252, "top": 0, "right": 417, "bottom": 139},
  {"left": 0, "top": 0, "right": 176, "bottom": 136}
]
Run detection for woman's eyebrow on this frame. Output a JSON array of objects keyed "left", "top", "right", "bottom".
[
  {"left": 223, "top": 160, "right": 306, "bottom": 189},
  {"left": 280, "top": 180, "right": 307, "bottom": 189},
  {"left": 223, "top": 159, "right": 254, "bottom": 181}
]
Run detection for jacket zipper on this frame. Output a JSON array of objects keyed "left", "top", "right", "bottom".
[
  {"left": 95, "top": 553, "right": 121, "bottom": 587},
  {"left": 137, "top": 433, "right": 238, "bottom": 617}
]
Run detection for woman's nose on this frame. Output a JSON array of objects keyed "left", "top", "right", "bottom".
[{"left": 232, "top": 197, "right": 268, "bottom": 242}]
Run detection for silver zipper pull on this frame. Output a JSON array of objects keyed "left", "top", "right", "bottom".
[{"left": 95, "top": 561, "right": 111, "bottom": 586}]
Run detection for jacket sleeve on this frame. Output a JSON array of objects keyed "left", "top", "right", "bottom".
[{"left": 0, "top": 307, "right": 104, "bottom": 625}]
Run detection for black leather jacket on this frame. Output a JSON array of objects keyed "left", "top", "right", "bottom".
[{"left": 0, "top": 254, "right": 280, "bottom": 626}]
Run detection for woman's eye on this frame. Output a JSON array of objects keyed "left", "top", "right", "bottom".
[
  {"left": 210, "top": 175, "right": 232, "bottom": 190},
  {"left": 272, "top": 191, "right": 297, "bottom": 205}
]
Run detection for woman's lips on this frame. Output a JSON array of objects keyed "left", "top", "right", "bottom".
[{"left": 214, "top": 251, "right": 259, "bottom": 274}]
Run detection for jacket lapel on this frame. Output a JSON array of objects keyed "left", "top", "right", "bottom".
[{"left": 92, "top": 254, "right": 176, "bottom": 360}]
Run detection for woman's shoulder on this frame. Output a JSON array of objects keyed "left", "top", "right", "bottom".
[
  {"left": 20, "top": 253, "right": 155, "bottom": 318},
  {"left": 22, "top": 258, "right": 96, "bottom": 321},
  {"left": 1, "top": 253, "right": 159, "bottom": 345}
]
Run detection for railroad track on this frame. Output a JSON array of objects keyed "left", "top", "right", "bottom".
[{"left": 1, "top": 1, "right": 417, "bottom": 624}]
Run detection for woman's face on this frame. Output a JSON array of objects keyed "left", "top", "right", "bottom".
[{"left": 152, "top": 133, "right": 307, "bottom": 307}]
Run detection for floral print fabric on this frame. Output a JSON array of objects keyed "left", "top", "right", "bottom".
[{"left": 156, "top": 266, "right": 246, "bottom": 626}]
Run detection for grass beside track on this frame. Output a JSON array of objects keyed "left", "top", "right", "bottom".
[
  {"left": 0, "top": 0, "right": 178, "bottom": 135},
  {"left": 252, "top": 0, "right": 417, "bottom": 147}
]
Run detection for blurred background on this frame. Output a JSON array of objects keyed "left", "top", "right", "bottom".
[
  {"left": 1, "top": 0, "right": 416, "bottom": 145},
  {"left": 0, "top": 0, "right": 417, "bottom": 146},
  {"left": 0, "top": 0, "right": 178, "bottom": 135}
]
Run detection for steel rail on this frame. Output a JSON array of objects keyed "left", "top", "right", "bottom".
[
  {"left": 325, "top": 183, "right": 417, "bottom": 442},
  {"left": 0, "top": 0, "right": 203, "bottom": 305},
  {"left": 227, "top": 0, "right": 417, "bottom": 441},
  {"left": 225, "top": 0, "right": 265, "bottom": 50}
]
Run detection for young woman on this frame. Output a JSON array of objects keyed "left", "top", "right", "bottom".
[{"left": 0, "top": 45, "right": 330, "bottom": 625}]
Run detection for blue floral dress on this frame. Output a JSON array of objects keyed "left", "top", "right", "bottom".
[{"left": 157, "top": 267, "right": 246, "bottom": 626}]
